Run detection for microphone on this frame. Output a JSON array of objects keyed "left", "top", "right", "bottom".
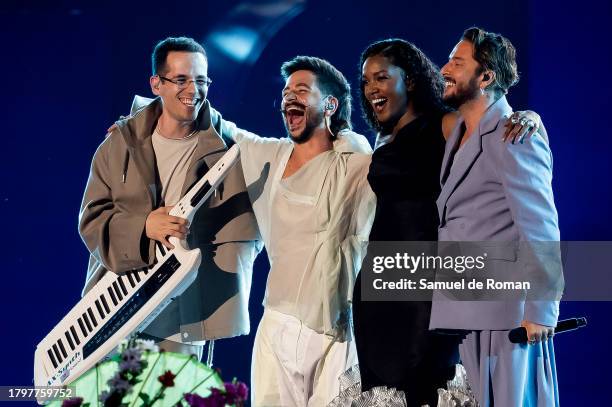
[{"left": 508, "top": 317, "right": 587, "bottom": 344}]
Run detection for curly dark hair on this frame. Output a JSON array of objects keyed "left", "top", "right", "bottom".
[
  {"left": 359, "top": 39, "right": 448, "bottom": 131},
  {"left": 281, "top": 56, "right": 352, "bottom": 135},
  {"left": 462, "top": 27, "right": 519, "bottom": 96}
]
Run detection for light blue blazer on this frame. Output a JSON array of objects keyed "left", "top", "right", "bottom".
[{"left": 430, "top": 96, "right": 562, "bottom": 331}]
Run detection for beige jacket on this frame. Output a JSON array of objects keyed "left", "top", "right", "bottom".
[{"left": 78, "top": 97, "right": 261, "bottom": 341}]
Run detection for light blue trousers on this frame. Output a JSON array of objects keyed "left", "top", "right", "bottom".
[{"left": 460, "top": 330, "right": 559, "bottom": 407}]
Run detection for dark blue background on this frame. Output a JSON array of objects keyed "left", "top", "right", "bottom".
[{"left": 2, "top": 0, "right": 610, "bottom": 404}]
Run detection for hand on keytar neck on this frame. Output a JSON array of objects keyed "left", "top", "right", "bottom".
[{"left": 145, "top": 206, "right": 188, "bottom": 249}]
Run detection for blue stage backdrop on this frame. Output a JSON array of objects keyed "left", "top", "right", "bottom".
[{"left": 2, "top": 0, "right": 611, "bottom": 404}]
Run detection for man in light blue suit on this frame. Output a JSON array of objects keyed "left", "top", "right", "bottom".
[{"left": 430, "top": 27, "right": 562, "bottom": 406}]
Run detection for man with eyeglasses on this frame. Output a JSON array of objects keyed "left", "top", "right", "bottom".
[{"left": 78, "top": 37, "right": 261, "bottom": 359}]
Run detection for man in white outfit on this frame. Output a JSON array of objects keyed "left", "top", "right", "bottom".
[
  {"left": 225, "top": 56, "right": 375, "bottom": 406},
  {"left": 127, "top": 55, "right": 375, "bottom": 406}
]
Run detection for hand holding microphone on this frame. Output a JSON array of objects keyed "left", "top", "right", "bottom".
[{"left": 508, "top": 317, "right": 587, "bottom": 344}]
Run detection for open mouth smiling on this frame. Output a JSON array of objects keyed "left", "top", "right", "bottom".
[
  {"left": 283, "top": 102, "right": 306, "bottom": 130},
  {"left": 179, "top": 97, "right": 201, "bottom": 107},
  {"left": 370, "top": 97, "right": 388, "bottom": 113}
]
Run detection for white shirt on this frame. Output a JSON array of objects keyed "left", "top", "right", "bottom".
[{"left": 225, "top": 124, "right": 376, "bottom": 335}]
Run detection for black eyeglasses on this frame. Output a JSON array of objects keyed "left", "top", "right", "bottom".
[{"left": 158, "top": 75, "right": 212, "bottom": 89}]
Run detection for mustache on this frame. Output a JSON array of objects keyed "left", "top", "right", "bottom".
[{"left": 280, "top": 100, "right": 309, "bottom": 114}]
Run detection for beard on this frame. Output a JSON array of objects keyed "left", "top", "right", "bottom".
[
  {"left": 443, "top": 75, "right": 481, "bottom": 109},
  {"left": 285, "top": 107, "right": 324, "bottom": 144}
]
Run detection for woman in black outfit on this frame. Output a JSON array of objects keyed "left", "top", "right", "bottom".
[
  {"left": 352, "top": 38, "right": 460, "bottom": 407},
  {"left": 352, "top": 38, "right": 540, "bottom": 406}
]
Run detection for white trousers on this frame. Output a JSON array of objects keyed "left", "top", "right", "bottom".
[{"left": 251, "top": 308, "right": 357, "bottom": 407}]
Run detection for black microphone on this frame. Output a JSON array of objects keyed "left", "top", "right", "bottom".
[{"left": 508, "top": 317, "right": 587, "bottom": 343}]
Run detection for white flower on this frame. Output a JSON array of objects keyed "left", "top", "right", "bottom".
[
  {"left": 117, "top": 338, "right": 130, "bottom": 353},
  {"left": 134, "top": 339, "right": 159, "bottom": 353}
]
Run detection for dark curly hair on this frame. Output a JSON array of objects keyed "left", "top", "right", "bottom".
[
  {"left": 359, "top": 39, "right": 448, "bottom": 131},
  {"left": 281, "top": 55, "right": 352, "bottom": 135},
  {"left": 462, "top": 27, "right": 519, "bottom": 96}
]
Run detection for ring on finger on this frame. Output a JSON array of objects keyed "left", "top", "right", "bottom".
[
  {"left": 520, "top": 118, "right": 527, "bottom": 126},
  {"left": 511, "top": 114, "right": 519, "bottom": 124},
  {"left": 526, "top": 119, "right": 536, "bottom": 128}
]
